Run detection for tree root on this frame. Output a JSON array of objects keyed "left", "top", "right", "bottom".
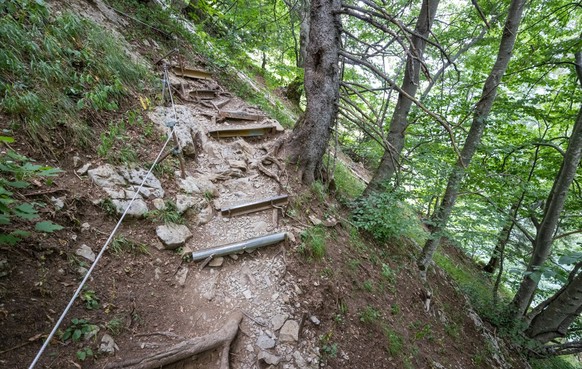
[{"left": 105, "top": 311, "right": 243, "bottom": 369}]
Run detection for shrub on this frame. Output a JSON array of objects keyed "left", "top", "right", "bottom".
[{"left": 352, "top": 190, "right": 426, "bottom": 243}]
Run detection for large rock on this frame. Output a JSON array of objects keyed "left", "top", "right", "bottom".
[
  {"left": 148, "top": 105, "right": 200, "bottom": 158},
  {"left": 88, "top": 165, "right": 164, "bottom": 217},
  {"left": 76, "top": 244, "right": 96, "bottom": 262},
  {"left": 279, "top": 320, "right": 299, "bottom": 342},
  {"left": 258, "top": 351, "right": 281, "bottom": 366},
  {"left": 88, "top": 165, "right": 126, "bottom": 188},
  {"left": 119, "top": 167, "right": 164, "bottom": 198},
  {"left": 256, "top": 334, "right": 276, "bottom": 350},
  {"left": 156, "top": 223, "right": 192, "bottom": 250},
  {"left": 178, "top": 175, "right": 218, "bottom": 197},
  {"left": 175, "top": 194, "right": 202, "bottom": 214},
  {"left": 111, "top": 199, "right": 149, "bottom": 218},
  {"left": 98, "top": 333, "right": 119, "bottom": 355}
]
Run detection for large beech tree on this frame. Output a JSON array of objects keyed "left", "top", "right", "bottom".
[
  {"left": 509, "top": 50, "right": 582, "bottom": 321},
  {"left": 418, "top": 0, "right": 527, "bottom": 273},
  {"left": 284, "top": 0, "right": 341, "bottom": 184}
]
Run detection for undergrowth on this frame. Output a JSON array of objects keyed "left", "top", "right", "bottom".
[
  {"left": 0, "top": 0, "right": 152, "bottom": 150},
  {"left": 352, "top": 190, "right": 427, "bottom": 244}
]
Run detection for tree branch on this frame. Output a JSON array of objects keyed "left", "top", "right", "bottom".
[{"left": 339, "top": 50, "right": 462, "bottom": 161}]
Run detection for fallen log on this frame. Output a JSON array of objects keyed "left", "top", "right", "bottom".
[{"left": 105, "top": 311, "right": 243, "bottom": 369}]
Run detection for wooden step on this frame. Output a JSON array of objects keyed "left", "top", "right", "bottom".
[
  {"left": 209, "top": 124, "right": 277, "bottom": 138},
  {"left": 172, "top": 66, "right": 212, "bottom": 80},
  {"left": 221, "top": 195, "right": 288, "bottom": 217}
]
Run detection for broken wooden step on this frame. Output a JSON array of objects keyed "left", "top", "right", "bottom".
[
  {"left": 191, "top": 232, "right": 287, "bottom": 261},
  {"left": 221, "top": 194, "right": 288, "bottom": 217},
  {"left": 172, "top": 66, "right": 212, "bottom": 80},
  {"left": 209, "top": 124, "right": 277, "bottom": 138},
  {"left": 218, "top": 110, "right": 264, "bottom": 122},
  {"left": 189, "top": 89, "right": 217, "bottom": 100}
]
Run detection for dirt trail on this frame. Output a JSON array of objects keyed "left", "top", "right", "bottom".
[{"left": 96, "top": 65, "right": 320, "bottom": 369}]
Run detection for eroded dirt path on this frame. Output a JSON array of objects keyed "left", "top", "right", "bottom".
[{"left": 97, "top": 67, "right": 319, "bottom": 369}]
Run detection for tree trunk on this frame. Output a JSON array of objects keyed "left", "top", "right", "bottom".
[
  {"left": 283, "top": 0, "right": 310, "bottom": 68},
  {"left": 510, "top": 83, "right": 582, "bottom": 318},
  {"left": 526, "top": 263, "right": 582, "bottom": 344},
  {"left": 417, "top": 0, "right": 527, "bottom": 273},
  {"left": 364, "top": 0, "right": 440, "bottom": 194},
  {"left": 484, "top": 202, "right": 519, "bottom": 273},
  {"left": 298, "top": 0, "right": 310, "bottom": 68},
  {"left": 284, "top": 0, "right": 341, "bottom": 184}
]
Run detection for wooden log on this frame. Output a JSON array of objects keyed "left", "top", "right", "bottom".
[{"left": 105, "top": 311, "right": 243, "bottom": 369}]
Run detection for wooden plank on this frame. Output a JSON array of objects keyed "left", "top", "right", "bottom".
[
  {"left": 221, "top": 195, "right": 288, "bottom": 217},
  {"left": 218, "top": 110, "right": 264, "bottom": 121},
  {"left": 209, "top": 124, "right": 276, "bottom": 138},
  {"left": 189, "top": 89, "right": 217, "bottom": 100},
  {"left": 172, "top": 66, "right": 212, "bottom": 80}
]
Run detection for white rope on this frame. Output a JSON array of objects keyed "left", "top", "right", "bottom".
[{"left": 28, "top": 64, "right": 181, "bottom": 369}]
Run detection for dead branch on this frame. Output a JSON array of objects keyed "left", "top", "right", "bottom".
[{"left": 105, "top": 311, "right": 243, "bottom": 369}]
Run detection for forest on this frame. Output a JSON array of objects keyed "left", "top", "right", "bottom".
[
  {"left": 262, "top": 0, "right": 582, "bottom": 358},
  {"left": 0, "top": 0, "right": 581, "bottom": 367}
]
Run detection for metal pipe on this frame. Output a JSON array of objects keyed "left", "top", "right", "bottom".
[{"left": 192, "top": 232, "right": 287, "bottom": 261}]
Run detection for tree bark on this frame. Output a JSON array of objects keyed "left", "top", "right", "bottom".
[
  {"left": 364, "top": 0, "right": 440, "bottom": 194},
  {"left": 483, "top": 204, "right": 517, "bottom": 273},
  {"left": 510, "top": 82, "right": 582, "bottom": 318},
  {"left": 417, "top": 0, "right": 527, "bottom": 273},
  {"left": 284, "top": 0, "right": 341, "bottom": 184}
]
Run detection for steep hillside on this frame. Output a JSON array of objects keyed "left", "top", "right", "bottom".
[{"left": 0, "top": 1, "right": 561, "bottom": 369}]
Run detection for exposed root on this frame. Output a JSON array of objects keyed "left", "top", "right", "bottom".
[{"left": 105, "top": 311, "right": 243, "bottom": 369}]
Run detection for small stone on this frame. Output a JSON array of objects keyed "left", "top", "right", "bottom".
[
  {"left": 57, "top": 268, "right": 65, "bottom": 275},
  {"left": 76, "top": 244, "right": 96, "bottom": 262},
  {"left": 81, "top": 222, "right": 91, "bottom": 231},
  {"left": 73, "top": 156, "right": 81, "bottom": 168},
  {"left": 309, "top": 316, "right": 321, "bottom": 325},
  {"left": 286, "top": 232, "right": 296, "bottom": 243},
  {"left": 308, "top": 215, "right": 322, "bottom": 226},
  {"left": 271, "top": 292, "right": 280, "bottom": 301},
  {"left": 154, "top": 267, "right": 161, "bottom": 280},
  {"left": 175, "top": 194, "right": 198, "bottom": 214},
  {"left": 50, "top": 196, "right": 65, "bottom": 210},
  {"left": 196, "top": 204, "right": 214, "bottom": 225},
  {"left": 293, "top": 351, "right": 307, "bottom": 368},
  {"left": 279, "top": 320, "right": 299, "bottom": 342},
  {"left": 76, "top": 163, "right": 91, "bottom": 175},
  {"left": 156, "top": 223, "right": 192, "bottom": 250},
  {"left": 208, "top": 257, "right": 224, "bottom": 267},
  {"left": 256, "top": 334, "right": 276, "bottom": 350},
  {"left": 253, "top": 220, "right": 270, "bottom": 233},
  {"left": 77, "top": 266, "right": 88, "bottom": 276},
  {"left": 98, "top": 334, "right": 119, "bottom": 355},
  {"left": 153, "top": 198, "right": 166, "bottom": 210},
  {"left": 175, "top": 267, "right": 188, "bottom": 287},
  {"left": 243, "top": 290, "right": 252, "bottom": 299},
  {"left": 258, "top": 351, "right": 281, "bottom": 366},
  {"left": 271, "top": 313, "right": 289, "bottom": 331},
  {"left": 229, "top": 254, "right": 239, "bottom": 260},
  {"left": 245, "top": 344, "right": 255, "bottom": 353}
]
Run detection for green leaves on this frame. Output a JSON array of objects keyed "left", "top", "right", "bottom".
[
  {"left": 0, "top": 140, "right": 63, "bottom": 245},
  {"left": 35, "top": 221, "right": 63, "bottom": 233}
]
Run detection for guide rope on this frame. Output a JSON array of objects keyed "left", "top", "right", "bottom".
[{"left": 28, "top": 61, "right": 182, "bottom": 369}]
